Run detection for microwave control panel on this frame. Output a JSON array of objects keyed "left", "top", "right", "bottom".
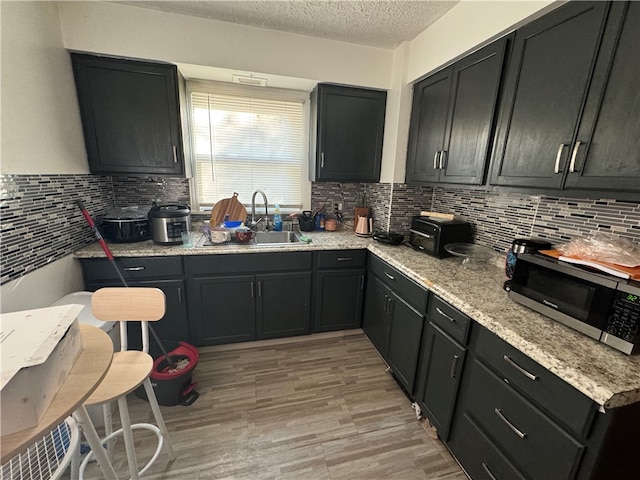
[{"left": 605, "top": 292, "right": 640, "bottom": 342}]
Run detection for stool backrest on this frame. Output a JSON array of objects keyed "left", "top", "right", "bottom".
[{"left": 91, "top": 287, "right": 166, "bottom": 353}]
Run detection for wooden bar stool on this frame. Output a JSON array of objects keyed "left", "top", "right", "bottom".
[{"left": 80, "top": 287, "right": 176, "bottom": 479}]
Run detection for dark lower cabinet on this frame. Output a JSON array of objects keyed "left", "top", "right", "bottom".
[
  {"left": 190, "top": 275, "right": 257, "bottom": 345},
  {"left": 259, "top": 272, "right": 311, "bottom": 339},
  {"left": 414, "top": 323, "right": 466, "bottom": 441},
  {"left": 80, "top": 257, "right": 189, "bottom": 350},
  {"left": 362, "top": 255, "right": 428, "bottom": 393},
  {"left": 184, "top": 252, "right": 313, "bottom": 346},
  {"left": 314, "top": 269, "right": 365, "bottom": 332}
]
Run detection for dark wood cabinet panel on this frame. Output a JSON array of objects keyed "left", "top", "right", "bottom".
[
  {"left": 311, "top": 84, "right": 386, "bottom": 182},
  {"left": 258, "top": 272, "right": 311, "bottom": 339},
  {"left": 406, "top": 37, "right": 508, "bottom": 185},
  {"left": 416, "top": 323, "right": 466, "bottom": 441},
  {"left": 71, "top": 53, "right": 185, "bottom": 176},
  {"left": 565, "top": 1, "right": 640, "bottom": 193},
  {"left": 489, "top": 1, "right": 610, "bottom": 189},
  {"left": 386, "top": 290, "right": 425, "bottom": 393},
  {"left": 190, "top": 275, "right": 257, "bottom": 346},
  {"left": 362, "top": 273, "right": 392, "bottom": 356},
  {"left": 314, "top": 269, "right": 365, "bottom": 332},
  {"left": 406, "top": 69, "right": 451, "bottom": 183}
]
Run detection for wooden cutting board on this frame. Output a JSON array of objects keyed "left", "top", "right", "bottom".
[
  {"left": 540, "top": 249, "right": 640, "bottom": 280},
  {"left": 210, "top": 193, "right": 247, "bottom": 227}
]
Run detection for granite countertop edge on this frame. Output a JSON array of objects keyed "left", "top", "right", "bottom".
[{"left": 74, "top": 232, "right": 640, "bottom": 408}]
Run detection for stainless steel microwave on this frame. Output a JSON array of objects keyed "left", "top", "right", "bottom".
[{"left": 509, "top": 253, "right": 640, "bottom": 355}]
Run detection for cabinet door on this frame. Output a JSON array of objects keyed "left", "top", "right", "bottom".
[
  {"left": 406, "top": 68, "right": 451, "bottom": 183},
  {"left": 314, "top": 269, "right": 366, "bottom": 332},
  {"left": 189, "top": 275, "right": 256, "bottom": 346},
  {"left": 315, "top": 84, "right": 386, "bottom": 182},
  {"left": 417, "top": 323, "right": 466, "bottom": 441},
  {"left": 440, "top": 37, "right": 509, "bottom": 185},
  {"left": 386, "top": 290, "right": 425, "bottom": 393},
  {"left": 490, "top": 2, "right": 610, "bottom": 189},
  {"left": 362, "top": 273, "right": 392, "bottom": 356},
  {"left": 71, "top": 54, "right": 184, "bottom": 175},
  {"left": 565, "top": 2, "right": 640, "bottom": 193},
  {"left": 87, "top": 279, "right": 189, "bottom": 351},
  {"left": 258, "top": 272, "right": 311, "bottom": 339}
]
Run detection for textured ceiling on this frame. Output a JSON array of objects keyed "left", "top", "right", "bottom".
[{"left": 116, "top": 1, "right": 460, "bottom": 49}]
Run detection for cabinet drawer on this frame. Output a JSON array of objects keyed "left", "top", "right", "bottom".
[
  {"left": 463, "top": 359, "right": 584, "bottom": 480},
  {"left": 316, "top": 249, "right": 366, "bottom": 269},
  {"left": 428, "top": 295, "right": 471, "bottom": 344},
  {"left": 81, "top": 256, "right": 183, "bottom": 282},
  {"left": 368, "top": 255, "right": 428, "bottom": 312},
  {"left": 471, "top": 325, "right": 595, "bottom": 437},
  {"left": 185, "top": 252, "right": 312, "bottom": 275},
  {"left": 452, "top": 413, "right": 527, "bottom": 480}
]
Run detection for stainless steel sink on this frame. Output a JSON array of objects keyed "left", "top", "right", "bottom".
[{"left": 254, "top": 231, "right": 301, "bottom": 245}]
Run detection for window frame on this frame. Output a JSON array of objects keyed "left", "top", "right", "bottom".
[{"left": 185, "top": 79, "right": 312, "bottom": 214}]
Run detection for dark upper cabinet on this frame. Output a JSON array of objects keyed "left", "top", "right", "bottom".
[
  {"left": 489, "top": 1, "right": 611, "bottom": 189},
  {"left": 310, "top": 83, "right": 386, "bottom": 182},
  {"left": 71, "top": 53, "right": 185, "bottom": 176},
  {"left": 406, "top": 37, "right": 509, "bottom": 185},
  {"left": 564, "top": 1, "right": 640, "bottom": 194}
]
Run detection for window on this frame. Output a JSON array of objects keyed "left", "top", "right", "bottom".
[{"left": 187, "top": 80, "right": 310, "bottom": 212}]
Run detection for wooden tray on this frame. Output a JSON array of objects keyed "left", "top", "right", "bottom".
[{"left": 210, "top": 193, "right": 247, "bottom": 227}]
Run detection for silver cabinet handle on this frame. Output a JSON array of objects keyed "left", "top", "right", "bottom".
[
  {"left": 383, "top": 294, "right": 389, "bottom": 314},
  {"left": 435, "top": 307, "right": 455, "bottom": 323},
  {"left": 172, "top": 145, "right": 178, "bottom": 163},
  {"left": 359, "top": 275, "right": 365, "bottom": 290},
  {"left": 258, "top": 280, "right": 263, "bottom": 297},
  {"left": 433, "top": 151, "right": 441, "bottom": 170},
  {"left": 494, "top": 408, "right": 527, "bottom": 439},
  {"left": 337, "top": 257, "right": 353, "bottom": 262},
  {"left": 450, "top": 354, "right": 460, "bottom": 379},
  {"left": 384, "top": 271, "right": 395, "bottom": 281},
  {"left": 250, "top": 282, "right": 255, "bottom": 298},
  {"left": 321, "top": 152, "right": 325, "bottom": 168},
  {"left": 122, "top": 266, "right": 145, "bottom": 271},
  {"left": 482, "top": 462, "right": 499, "bottom": 480},
  {"left": 569, "top": 141, "right": 582, "bottom": 173},
  {"left": 177, "top": 287, "right": 183, "bottom": 304},
  {"left": 503, "top": 355, "right": 538, "bottom": 381},
  {"left": 439, "top": 150, "right": 447, "bottom": 170},
  {"left": 554, "top": 144, "right": 566, "bottom": 174}
]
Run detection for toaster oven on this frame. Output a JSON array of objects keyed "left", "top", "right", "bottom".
[{"left": 409, "top": 216, "right": 472, "bottom": 258}]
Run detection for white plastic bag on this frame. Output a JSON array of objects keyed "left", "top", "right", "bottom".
[{"left": 556, "top": 234, "right": 640, "bottom": 267}]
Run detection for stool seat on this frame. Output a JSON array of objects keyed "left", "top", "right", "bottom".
[{"left": 84, "top": 351, "right": 153, "bottom": 405}]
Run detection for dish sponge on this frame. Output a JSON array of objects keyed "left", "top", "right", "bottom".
[{"left": 299, "top": 235, "right": 312, "bottom": 244}]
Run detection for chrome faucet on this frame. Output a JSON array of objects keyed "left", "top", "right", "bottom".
[{"left": 251, "top": 189, "right": 270, "bottom": 231}]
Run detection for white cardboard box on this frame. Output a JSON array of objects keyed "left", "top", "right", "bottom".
[{"left": 1, "top": 304, "right": 83, "bottom": 435}]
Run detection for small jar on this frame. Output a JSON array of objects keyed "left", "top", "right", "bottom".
[{"left": 325, "top": 218, "right": 338, "bottom": 231}]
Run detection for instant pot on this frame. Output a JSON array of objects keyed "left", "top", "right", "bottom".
[
  {"left": 148, "top": 203, "right": 191, "bottom": 245},
  {"left": 102, "top": 206, "right": 151, "bottom": 243}
]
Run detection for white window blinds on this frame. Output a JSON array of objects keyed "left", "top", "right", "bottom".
[{"left": 188, "top": 80, "right": 309, "bottom": 211}]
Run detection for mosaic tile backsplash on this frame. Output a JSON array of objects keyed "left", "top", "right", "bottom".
[{"left": 2, "top": 174, "right": 639, "bottom": 285}]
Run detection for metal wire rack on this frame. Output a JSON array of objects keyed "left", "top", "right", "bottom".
[{"left": 1, "top": 417, "right": 79, "bottom": 480}]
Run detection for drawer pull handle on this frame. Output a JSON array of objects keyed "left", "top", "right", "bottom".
[
  {"left": 337, "top": 257, "right": 353, "bottom": 262},
  {"left": 384, "top": 271, "right": 395, "bottom": 281},
  {"left": 122, "top": 266, "right": 145, "bottom": 271},
  {"left": 494, "top": 408, "right": 527, "bottom": 439},
  {"left": 481, "top": 462, "right": 499, "bottom": 480},
  {"left": 435, "top": 307, "right": 455, "bottom": 323},
  {"left": 503, "top": 355, "right": 538, "bottom": 381},
  {"left": 450, "top": 354, "right": 460, "bottom": 379}
]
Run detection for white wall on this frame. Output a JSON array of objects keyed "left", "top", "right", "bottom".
[
  {"left": 0, "top": 1, "right": 87, "bottom": 174},
  {"left": 58, "top": 1, "right": 393, "bottom": 89},
  {"left": 0, "top": 256, "right": 85, "bottom": 314}
]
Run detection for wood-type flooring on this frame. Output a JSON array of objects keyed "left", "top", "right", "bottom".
[{"left": 80, "top": 334, "right": 467, "bottom": 479}]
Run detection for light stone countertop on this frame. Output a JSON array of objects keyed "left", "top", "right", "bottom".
[{"left": 74, "top": 230, "right": 640, "bottom": 408}]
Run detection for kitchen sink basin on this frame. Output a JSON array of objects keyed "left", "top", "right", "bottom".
[{"left": 254, "top": 231, "right": 301, "bottom": 245}]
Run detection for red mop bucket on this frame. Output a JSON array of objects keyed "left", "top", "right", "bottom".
[{"left": 136, "top": 341, "right": 200, "bottom": 406}]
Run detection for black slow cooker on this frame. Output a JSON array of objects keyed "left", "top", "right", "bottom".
[{"left": 102, "top": 206, "right": 151, "bottom": 243}]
